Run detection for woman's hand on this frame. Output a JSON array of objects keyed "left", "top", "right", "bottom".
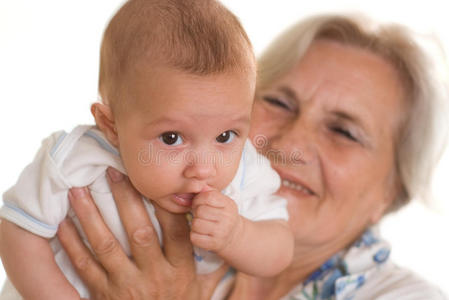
[{"left": 57, "top": 167, "right": 227, "bottom": 300}]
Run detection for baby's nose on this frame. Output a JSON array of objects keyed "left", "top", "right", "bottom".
[{"left": 183, "top": 153, "right": 217, "bottom": 180}]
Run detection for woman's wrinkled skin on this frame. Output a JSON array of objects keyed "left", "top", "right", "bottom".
[
  {"left": 227, "top": 40, "right": 407, "bottom": 299},
  {"left": 252, "top": 40, "right": 404, "bottom": 252},
  {"left": 54, "top": 40, "right": 408, "bottom": 300}
]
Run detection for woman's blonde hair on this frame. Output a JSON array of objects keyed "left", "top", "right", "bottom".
[{"left": 258, "top": 14, "right": 448, "bottom": 213}]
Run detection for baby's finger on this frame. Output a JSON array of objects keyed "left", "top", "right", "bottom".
[
  {"left": 192, "top": 191, "right": 226, "bottom": 210},
  {"left": 57, "top": 218, "right": 108, "bottom": 293},
  {"left": 190, "top": 231, "right": 216, "bottom": 251},
  {"left": 106, "top": 167, "right": 165, "bottom": 272},
  {"left": 68, "top": 187, "right": 132, "bottom": 275},
  {"left": 193, "top": 204, "right": 222, "bottom": 222},
  {"left": 191, "top": 217, "right": 217, "bottom": 236}
]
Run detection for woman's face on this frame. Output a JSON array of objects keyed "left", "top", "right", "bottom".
[{"left": 250, "top": 40, "right": 406, "bottom": 251}]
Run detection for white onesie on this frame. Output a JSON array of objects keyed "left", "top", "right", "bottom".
[{"left": 0, "top": 125, "right": 288, "bottom": 299}]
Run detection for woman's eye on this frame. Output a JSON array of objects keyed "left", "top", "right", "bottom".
[
  {"left": 332, "top": 127, "right": 358, "bottom": 142},
  {"left": 263, "top": 96, "right": 291, "bottom": 111},
  {"left": 216, "top": 130, "right": 237, "bottom": 144},
  {"left": 160, "top": 132, "right": 183, "bottom": 146}
]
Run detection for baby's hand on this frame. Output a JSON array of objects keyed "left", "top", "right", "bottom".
[{"left": 190, "top": 190, "right": 243, "bottom": 254}]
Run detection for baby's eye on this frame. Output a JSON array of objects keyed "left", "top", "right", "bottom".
[
  {"left": 160, "top": 132, "right": 183, "bottom": 146},
  {"left": 216, "top": 130, "right": 237, "bottom": 144}
]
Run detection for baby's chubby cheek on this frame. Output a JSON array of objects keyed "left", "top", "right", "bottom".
[
  {"left": 214, "top": 152, "right": 244, "bottom": 190},
  {"left": 118, "top": 149, "right": 172, "bottom": 198},
  {"left": 126, "top": 167, "right": 177, "bottom": 201}
]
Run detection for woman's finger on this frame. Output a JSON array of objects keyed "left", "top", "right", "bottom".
[
  {"left": 68, "top": 187, "right": 132, "bottom": 275},
  {"left": 57, "top": 218, "right": 108, "bottom": 293},
  {"left": 106, "top": 167, "right": 165, "bottom": 271},
  {"left": 154, "top": 203, "right": 195, "bottom": 269}
]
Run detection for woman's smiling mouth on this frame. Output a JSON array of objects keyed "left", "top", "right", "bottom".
[
  {"left": 281, "top": 179, "right": 314, "bottom": 195},
  {"left": 272, "top": 166, "right": 318, "bottom": 197}
]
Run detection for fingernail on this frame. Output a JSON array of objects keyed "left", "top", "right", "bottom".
[
  {"left": 201, "top": 185, "right": 213, "bottom": 192},
  {"left": 71, "top": 187, "right": 86, "bottom": 199},
  {"left": 107, "top": 167, "right": 124, "bottom": 182}
]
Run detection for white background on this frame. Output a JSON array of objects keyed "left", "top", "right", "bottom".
[{"left": 1, "top": 0, "right": 448, "bottom": 295}]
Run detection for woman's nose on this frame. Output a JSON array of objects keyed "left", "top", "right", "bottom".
[{"left": 267, "top": 121, "right": 317, "bottom": 166}]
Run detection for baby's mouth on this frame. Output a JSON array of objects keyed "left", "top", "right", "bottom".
[{"left": 173, "top": 193, "right": 197, "bottom": 207}]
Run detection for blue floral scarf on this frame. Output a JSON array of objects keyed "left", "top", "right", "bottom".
[{"left": 283, "top": 227, "right": 391, "bottom": 300}]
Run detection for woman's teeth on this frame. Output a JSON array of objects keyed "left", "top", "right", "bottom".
[{"left": 282, "top": 179, "right": 313, "bottom": 195}]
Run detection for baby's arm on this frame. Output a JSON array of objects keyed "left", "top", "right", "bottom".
[
  {"left": 0, "top": 220, "right": 81, "bottom": 300},
  {"left": 221, "top": 218, "right": 293, "bottom": 277},
  {"left": 190, "top": 191, "right": 294, "bottom": 277}
]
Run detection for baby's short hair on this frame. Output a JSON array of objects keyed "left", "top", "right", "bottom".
[{"left": 99, "top": 0, "right": 254, "bottom": 109}]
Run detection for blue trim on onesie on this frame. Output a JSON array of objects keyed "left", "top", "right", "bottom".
[
  {"left": 193, "top": 252, "right": 204, "bottom": 262},
  {"left": 84, "top": 130, "right": 120, "bottom": 156},
  {"left": 3, "top": 201, "right": 58, "bottom": 230},
  {"left": 49, "top": 132, "right": 68, "bottom": 157}
]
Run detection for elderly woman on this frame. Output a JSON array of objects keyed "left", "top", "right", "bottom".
[{"left": 8, "top": 14, "right": 446, "bottom": 299}]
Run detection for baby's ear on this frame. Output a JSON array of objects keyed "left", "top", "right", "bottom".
[{"left": 91, "top": 103, "right": 119, "bottom": 147}]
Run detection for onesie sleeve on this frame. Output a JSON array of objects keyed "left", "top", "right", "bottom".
[
  {"left": 0, "top": 131, "right": 71, "bottom": 238},
  {"left": 235, "top": 140, "right": 289, "bottom": 222}
]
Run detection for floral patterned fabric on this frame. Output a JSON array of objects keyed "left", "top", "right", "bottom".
[
  {"left": 212, "top": 226, "right": 446, "bottom": 300},
  {"left": 281, "top": 227, "right": 391, "bottom": 300}
]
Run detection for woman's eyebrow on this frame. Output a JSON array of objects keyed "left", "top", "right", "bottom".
[
  {"left": 273, "top": 86, "right": 300, "bottom": 112},
  {"left": 333, "top": 110, "right": 364, "bottom": 127},
  {"left": 333, "top": 110, "right": 374, "bottom": 133},
  {"left": 333, "top": 110, "right": 375, "bottom": 146},
  {"left": 277, "top": 86, "right": 299, "bottom": 102}
]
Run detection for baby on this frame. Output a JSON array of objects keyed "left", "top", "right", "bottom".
[{"left": 0, "top": 0, "right": 293, "bottom": 299}]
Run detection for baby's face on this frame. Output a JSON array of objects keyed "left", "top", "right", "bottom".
[{"left": 115, "top": 67, "right": 255, "bottom": 213}]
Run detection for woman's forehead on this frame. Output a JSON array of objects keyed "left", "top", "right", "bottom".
[
  {"left": 296, "top": 41, "right": 404, "bottom": 97},
  {"left": 272, "top": 40, "right": 406, "bottom": 139}
]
